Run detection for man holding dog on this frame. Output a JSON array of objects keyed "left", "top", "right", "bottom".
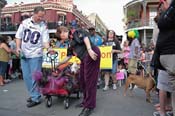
[
  {"left": 128, "top": 31, "right": 140, "bottom": 75},
  {"left": 15, "top": 6, "right": 50, "bottom": 108}
]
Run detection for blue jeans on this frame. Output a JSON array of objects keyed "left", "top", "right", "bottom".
[
  {"left": 112, "top": 59, "right": 118, "bottom": 74},
  {"left": 21, "top": 57, "right": 42, "bottom": 102},
  {"left": 0, "top": 61, "right": 8, "bottom": 77}
]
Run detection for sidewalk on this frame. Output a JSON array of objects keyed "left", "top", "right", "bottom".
[{"left": 0, "top": 79, "right": 157, "bottom": 116}]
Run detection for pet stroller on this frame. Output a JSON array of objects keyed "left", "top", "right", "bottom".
[{"left": 33, "top": 50, "right": 80, "bottom": 109}]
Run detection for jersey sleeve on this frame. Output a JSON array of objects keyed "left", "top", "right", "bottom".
[
  {"left": 42, "top": 25, "right": 50, "bottom": 43},
  {"left": 15, "top": 23, "right": 24, "bottom": 39}
]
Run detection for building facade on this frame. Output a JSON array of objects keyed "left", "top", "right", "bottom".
[
  {"left": 88, "top": 13, "right": 108, "bottom": 36},
  {"left": 123, "top": 0, "right": 159, "bottom": 46},
  {"left": 0, "top": 0, "right": 94, "bottom": 35}
]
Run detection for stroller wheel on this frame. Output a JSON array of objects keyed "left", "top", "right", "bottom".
[
  {"left": 46, "top": 96, "right": 52, "bottom": 108},
  {"left": 64, "top": 98, "right": 69, "bottom": 109}
]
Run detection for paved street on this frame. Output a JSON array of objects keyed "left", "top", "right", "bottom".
[{"left": 0, "top": 79, "right": 157, "bottom": 116}]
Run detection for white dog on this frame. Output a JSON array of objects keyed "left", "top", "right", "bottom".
[{"left": 70, "top": 62, "right": 79, "bottom": 74}]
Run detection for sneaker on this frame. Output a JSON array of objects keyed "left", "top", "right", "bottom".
[
  {"left": 113, "top": 84, "right": 117, "bottom": 90},
  {"left": 27, "top": 96, "right": 41, "bottom": 103},
  {"left": 166, "top": 111, "right": 173, "bottom": 116},
  {"left": 26, "top": 97, "right": 32, "bottom": 102},
  {"left": 83, "top": 108, "right": 94, "bottom": 116},
  {"left": 134, "top": 85, "right": 138, "bottom": 89},
  {"left": 16, "top": 72, "right": 21, "bottom": 78},
  {"left": 78, "top": 108, "right": 86, "bottom": 116},
  {"left": 26, "top": 101, "right": 41, "bottom": 108},
  {"left": 129, "top": 84, "right": 133, "bottom": 89},
  {"left": 103, "top": 86, "right": 109, "bottom": 91},
  {"left": 4, "top": 79, "right": 11, "bottom": 83},
  {"left": 153, "top": 111, "right": 168, "bottom": 116},
  {"left": 11, "top": 74, "right": 17, "bottom": 79}
]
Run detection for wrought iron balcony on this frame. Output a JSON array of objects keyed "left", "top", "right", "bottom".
[
  {"left": 0, "top": 23, "right": 18, "bottom": 31},
  {"left": 125, "top": 19, "right": 155, "bottom": 30},
  {"left": 0, "top": 22, "right": 68, "bottom": 32}
]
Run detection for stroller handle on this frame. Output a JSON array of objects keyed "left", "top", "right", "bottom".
[
  {"left": 47, "top": 50, "right": 58, "bottom": 60},
  {"left": 47, "top": 50, "right": 58, "bottom": 71}
]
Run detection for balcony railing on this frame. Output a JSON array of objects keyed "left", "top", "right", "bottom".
[
  {"left": 0, "top": 21, "right": 94, "bottom": 33},
  {"left": 0, "top": 24, "right": 19, "bottom": 31},
  {"left": 0, "top": 22, "right": 68, "bottom": 32},
  {"left": 126, "top": 19, "right": 155, "bottom": 29},
  {"left": 47, "top": 22, "right": 59, "bottom": 29}
]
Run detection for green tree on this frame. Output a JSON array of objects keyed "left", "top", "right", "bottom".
[{"left": 127, "top": 10, "right": 137, "bottom": 21}]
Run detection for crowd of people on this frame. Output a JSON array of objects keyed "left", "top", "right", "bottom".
[
  {"left": 0, "top": 35, "right": 20, "bottom": 86},
  {"left": 0, "top": 0, "right": 175, "bottom": 115}
]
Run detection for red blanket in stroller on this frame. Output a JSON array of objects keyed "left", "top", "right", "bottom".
[
  {"left": 33, "top": 63, "right": 79, "bottom": 96},
  {"left": 41, "top": 76, "right": 69, "bottom": 95}
]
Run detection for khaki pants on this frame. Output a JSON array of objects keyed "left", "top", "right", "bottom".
[{"left": 128, "top": 58, "right": 137, "bottom": 74}]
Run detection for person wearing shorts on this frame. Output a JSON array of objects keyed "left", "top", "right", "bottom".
[
  {"left": 102, "top": 30, "right": 122, "bottom": 91},
  {"left": 153, "top": 70, "right": 175, "bottom": 116}
]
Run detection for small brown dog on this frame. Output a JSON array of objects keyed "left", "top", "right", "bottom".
[{"left": 123, "top": 74, "right": 156, "bottom": 103}]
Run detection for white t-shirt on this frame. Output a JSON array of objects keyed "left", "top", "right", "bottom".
[
  {"left": 15, "top": 17, "right": 49, "bottom": 58},
  {"left": 9, "top": 40, "right": 16, "bottom": 50},
  {"left": 129, "top": 39, "right": 140, "bottom": 59}
]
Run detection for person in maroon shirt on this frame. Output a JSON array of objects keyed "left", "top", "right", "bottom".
[{"left": 57, "top": 27, "right": 101, "bottom": 116}]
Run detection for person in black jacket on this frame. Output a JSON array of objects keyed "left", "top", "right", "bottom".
[
  {"left": 156, "top": 0, "right": 175, "bottom": 75},
  {"left": 153, "top": 0, "right": 175, "bottom": 116},
  {"left": 57, "top": 27, "right": 101, "bottom": 116}
]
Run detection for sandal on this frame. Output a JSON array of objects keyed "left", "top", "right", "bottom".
[
  {"left": 166, "top": 111, "right": 173, "bottom": 116},
  {"left": 154, "top": 103, "right": 160, "bottom": 108}
]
